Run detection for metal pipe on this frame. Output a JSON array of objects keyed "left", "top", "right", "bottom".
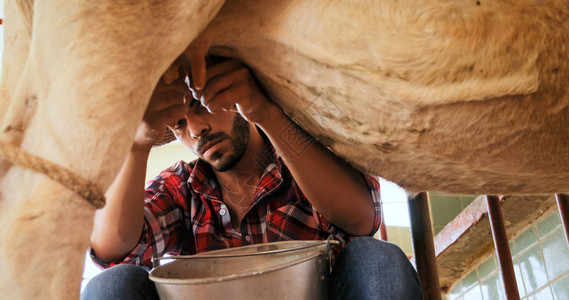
[
  {"left": 555, "top": 194, "right": 569, "bottom": 248},
  {"left": 485, "top": 195, "right": 520, "bottom": 300},
  {"left": 408, "top": 192, "right": 441, "bottom": 300}
]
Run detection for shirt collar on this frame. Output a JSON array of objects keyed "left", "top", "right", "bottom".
[
  {"left": 188, "top": 158, "right": 220, "bottom": 200},
  {"left": 187, "top": 144, "right": 284, "bottom": 201}
]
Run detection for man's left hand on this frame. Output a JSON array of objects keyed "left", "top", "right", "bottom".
[{"left": 190, "top": 58, "right": 278, "bottom": 125}]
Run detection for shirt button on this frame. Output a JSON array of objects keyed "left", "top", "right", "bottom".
[
  {"left": 245, "top": 235, "right": 251, "bottom": 242},
  {"left": 219, "top": 208, "right": 226, "bottom": 216}
]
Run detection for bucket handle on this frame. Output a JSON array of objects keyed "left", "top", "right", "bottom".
[
  {"left": 314, "top": 236, "right": 338, "bottom": 300},
  {"left": 316, "top": 235, "right": 337, "bottom": 280}
]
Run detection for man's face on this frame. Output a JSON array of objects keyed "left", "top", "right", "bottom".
[{"left": 171, "top": 101, "right": 250, "bottom": 172}]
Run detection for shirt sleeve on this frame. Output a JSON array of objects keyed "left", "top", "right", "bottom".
[
  {"left": 90, "top": 170, "right": 188, "bottom": 269},
  {"left": 317, "top": 174, "right": 382, "bottom": 239}
]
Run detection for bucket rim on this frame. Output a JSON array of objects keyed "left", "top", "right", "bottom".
[
  {"left": 149, "top": 240, "right": 337, "bottom": 285},
  {"left": 149, "top": 251, "right": 321, "bottom": 285},
  {"left": 156, "top": 240, "right": 336, "bottom": 260}
]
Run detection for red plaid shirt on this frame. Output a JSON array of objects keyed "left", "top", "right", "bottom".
[{"left": 92, "top": 152, "right": 381, "bottom": 269}]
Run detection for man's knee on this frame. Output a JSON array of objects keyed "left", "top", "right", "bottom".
[
  {"left": 82, "top": 264, "right": 159, "bottom": 300},
  {"left": 339, "top": 236, "right": 409, "bottom": 267},
  {"left": 330, "top": 237, "right": 423, "bottom": 299}
]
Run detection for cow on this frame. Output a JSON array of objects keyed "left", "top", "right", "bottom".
[{"left": 0, "top": 0, "right": 568, "bottom": 298}]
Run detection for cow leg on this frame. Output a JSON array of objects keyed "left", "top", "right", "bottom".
[
  {"left": 0, "top": 0, "right": 33, "bottom": 177},
  {"left": 0, "top": 0, "right": 225, "bottom": 298},
  {"left": 0, "top": 1, "right": 32, "bottom": 120}
]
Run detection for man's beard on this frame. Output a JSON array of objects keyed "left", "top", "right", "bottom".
[{"left": 198, "top": 114, "right": 250, "bottom": 172}]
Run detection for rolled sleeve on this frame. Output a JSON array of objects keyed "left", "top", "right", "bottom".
[
  {"left": 316, "top": 174, "right": 382, "bottom": 240},
  {"left": 89, "top": 172, "right": 187, "bottom": 269},
  {"left": 89, "top": 222, "right": 152, "bottom": 269},
  {"left": 363, "top": 174, "right": 382, "bottom": 236}
]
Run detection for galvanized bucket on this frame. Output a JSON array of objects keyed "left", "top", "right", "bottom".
[{"left": 149, "top": 239, "right": 338, "bottom": 300}]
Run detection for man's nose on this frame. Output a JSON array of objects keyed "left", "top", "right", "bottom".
[{"left": 188, "top": 115, "right": 210, "bottom": 139}]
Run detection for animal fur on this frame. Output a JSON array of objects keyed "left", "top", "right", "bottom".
[{"left": 0, "top": 0, "right": 568, "bottom": 298}]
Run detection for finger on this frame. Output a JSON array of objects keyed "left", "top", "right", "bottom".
[
  {"left": 205, "top": 58, "right": 244, "bottom": 83},
  {"left": 205, "top": 84, "right": 248, "bottom": 114},
  {"left": 157, "top": 103, "right": 189, "bottom": 127},
  {"left": 149, "top": 79, "right": 189, "bottom": 111},
  {"left": 201, "top": 67, "right": 248, "bottom": 107},
  {"left": 190, "top": 86, "right": 201, "bottom": 101},
  {"left": 190, "top": 57, "right": 237, "bottom": 100},
  {"left": 210, "top": 101, "right": 239, "bottom": 114},
  {"left": 188, "top": 46, "right": 207, "bottom": 91},
  {"left": 177, "top": 54, "right": 192, "bottom": 79},
  {"left": 148, "top": 92, "right": 187, "bottom": 113},
  {"left": 162, "top": 60, "right": 182, "bottom": 84},
  {"left": 221, "top": 103, "right": 238, "bottom": 113}
]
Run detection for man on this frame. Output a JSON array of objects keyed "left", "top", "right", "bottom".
[{"left": 83, "top": 58, "right": 422, "bottom": 299}]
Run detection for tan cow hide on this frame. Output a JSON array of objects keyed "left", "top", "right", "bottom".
[
  {"left": 0, "top": 0, "right": 224, "bottom": 298},
  {"left": 0, "top": 0, "right": 568, "bottom": 298},
  {"left": 190, "top": 0, "right": 569, "bottom": 194}
]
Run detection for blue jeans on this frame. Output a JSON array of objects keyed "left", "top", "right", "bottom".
[{"left": 82, "top": 237, "right": 422, "bottom": 299}]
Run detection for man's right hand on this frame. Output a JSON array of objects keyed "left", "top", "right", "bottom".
[{"left": 133, "top": 77, "right": 190, "bottom": 150}]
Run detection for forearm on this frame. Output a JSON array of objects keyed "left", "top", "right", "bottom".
[
  {"left": 257, "top": 106, "right": 376, "bottom": 236},
  {"left": 90, "top": 146, "right": 149, "bottom": 263},
  {"left": 188, "top": 57, "right": 377, "bottom": 235}
]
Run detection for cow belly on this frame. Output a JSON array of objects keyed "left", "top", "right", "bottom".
[{"left": 199, "top": 0, "right": 569, "bottom": 193}]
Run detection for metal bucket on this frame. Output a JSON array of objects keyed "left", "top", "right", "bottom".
[{"left": 149, "top": 239, "right": 338, "bottom": 300}]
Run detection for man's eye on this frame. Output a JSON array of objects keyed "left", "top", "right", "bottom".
[{"left": 174, "top": 118, "right": 186, "bottom": 129}]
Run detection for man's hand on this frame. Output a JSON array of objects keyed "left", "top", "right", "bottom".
[
  {"left": 191, "top": 58, "right": 279, "bottom": 125},
  {"left": 133, "top": 78, "right": 190, "bottom": 150}
]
